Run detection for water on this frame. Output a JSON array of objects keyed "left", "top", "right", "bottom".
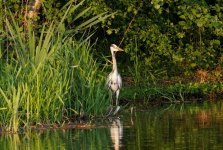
[{"left": 1, "top": 101, "right": 223, "bottom": 149}]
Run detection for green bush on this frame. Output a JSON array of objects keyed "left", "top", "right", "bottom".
[{"left": 84, "top": 0, "right": 223, "bottom": 80}]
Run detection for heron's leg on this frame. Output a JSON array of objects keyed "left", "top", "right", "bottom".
[
  {"left": 115, "top": 90, "right": 120, "bottom": 106},
  {"left": 109, "top": 91, "right": 112, "bottom": 105},
  {"left": 113, "top": 105, "right": 120, "bottom": 115}
]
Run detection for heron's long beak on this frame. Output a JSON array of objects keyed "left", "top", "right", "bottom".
[{"left": 117, "top": 47, "right": 124, "bottom": 51}]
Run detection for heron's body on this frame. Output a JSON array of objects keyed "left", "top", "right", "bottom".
[
  {"left": 108, "top": 71, "right": 122, "bottom": 93},
  {"left": 107, "top": 44, "right": 123, "bottom": 106},
  {"left": 107, "top": 70, "right": 122, "bottom": 105}
]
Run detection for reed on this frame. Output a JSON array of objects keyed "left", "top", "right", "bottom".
[{"left": 0, "top": 1, "right": 111, "bottom": 132}]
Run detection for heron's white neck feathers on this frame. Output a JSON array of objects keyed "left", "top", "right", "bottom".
[{"left": 111, "top": 51, "right": 118, "bottom": 72}]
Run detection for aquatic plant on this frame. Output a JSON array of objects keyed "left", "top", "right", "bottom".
[{"left": 0, "top": 1, "right": 112, "bottom": 132}]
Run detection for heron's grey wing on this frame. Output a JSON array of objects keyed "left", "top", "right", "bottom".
[
  {"left": 117, "top": 73, "right": 122, "bottom": 89},
  {"left": 107, "top": 73, "right": 112, "bottom": 89}
]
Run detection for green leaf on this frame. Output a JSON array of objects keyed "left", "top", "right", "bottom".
[
  {"left": 196, "top": 20, "right": 204, "bottom": 27},
  {"left": 180, "top": 15, "right": 186, "bottom": 19},
  {"left": 106, "top": 29, "right": 113, "bottom": 35},
  {"left": 179, "top": 21, "right": 186, "bottom": 26},
  {"left": 190, "top": 63, "right": 197, "bottom": 68}
]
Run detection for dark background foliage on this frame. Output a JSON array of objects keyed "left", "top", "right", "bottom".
[{"left": 1, "top": 0, "right": 223, "bottom": 82}]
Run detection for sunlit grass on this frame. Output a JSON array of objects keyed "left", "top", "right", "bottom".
[{"left": 0, "top": 0, "right": 112, "bottom": 132}]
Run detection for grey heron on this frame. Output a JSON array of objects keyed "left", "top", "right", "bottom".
[{"left": 107, "top": 44, "right": 124, "bottom": 107}]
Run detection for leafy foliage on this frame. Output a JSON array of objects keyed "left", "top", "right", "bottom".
[
  {"left": 83, "top": 0, "right": 223, "bottom": 80},
  {"left": 2, "top": 0, "right": 223, "bottom": 80}
]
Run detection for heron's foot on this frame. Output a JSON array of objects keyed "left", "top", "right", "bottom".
[{"left": 105, "top": 105, "right": 121, "bottom": 117}]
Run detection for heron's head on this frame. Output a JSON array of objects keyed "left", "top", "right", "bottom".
[{"left": 110, "top": 44, "right": 124, "bottom": 53}]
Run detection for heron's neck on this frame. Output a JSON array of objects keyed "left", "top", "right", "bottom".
[{"left": 112, "top": 52, "right": 118, "bottom": 72}]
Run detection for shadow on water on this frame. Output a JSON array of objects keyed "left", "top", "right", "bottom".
[{"left": 1, "top": 101, "right": 223, "bottom": 149}]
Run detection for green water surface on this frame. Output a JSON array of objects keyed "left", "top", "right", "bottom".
[{"left": 1, "top": 101, "right": 223, "bottom": 150}]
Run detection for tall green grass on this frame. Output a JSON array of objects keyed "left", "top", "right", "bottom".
[{"left": 0, "top": 1, "right": 111, "bottom": 132}]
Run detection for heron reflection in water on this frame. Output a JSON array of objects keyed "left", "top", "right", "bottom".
[
  {"left": 107, "top": 44, "right": 124, "bottom": 116},
  {"left": 110, "top": 118, "right": 123, "bottom": 150}
]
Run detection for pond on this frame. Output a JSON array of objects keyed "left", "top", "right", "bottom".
[{"left": 1, "top": 101, "right": 223, "bottom": 149}]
